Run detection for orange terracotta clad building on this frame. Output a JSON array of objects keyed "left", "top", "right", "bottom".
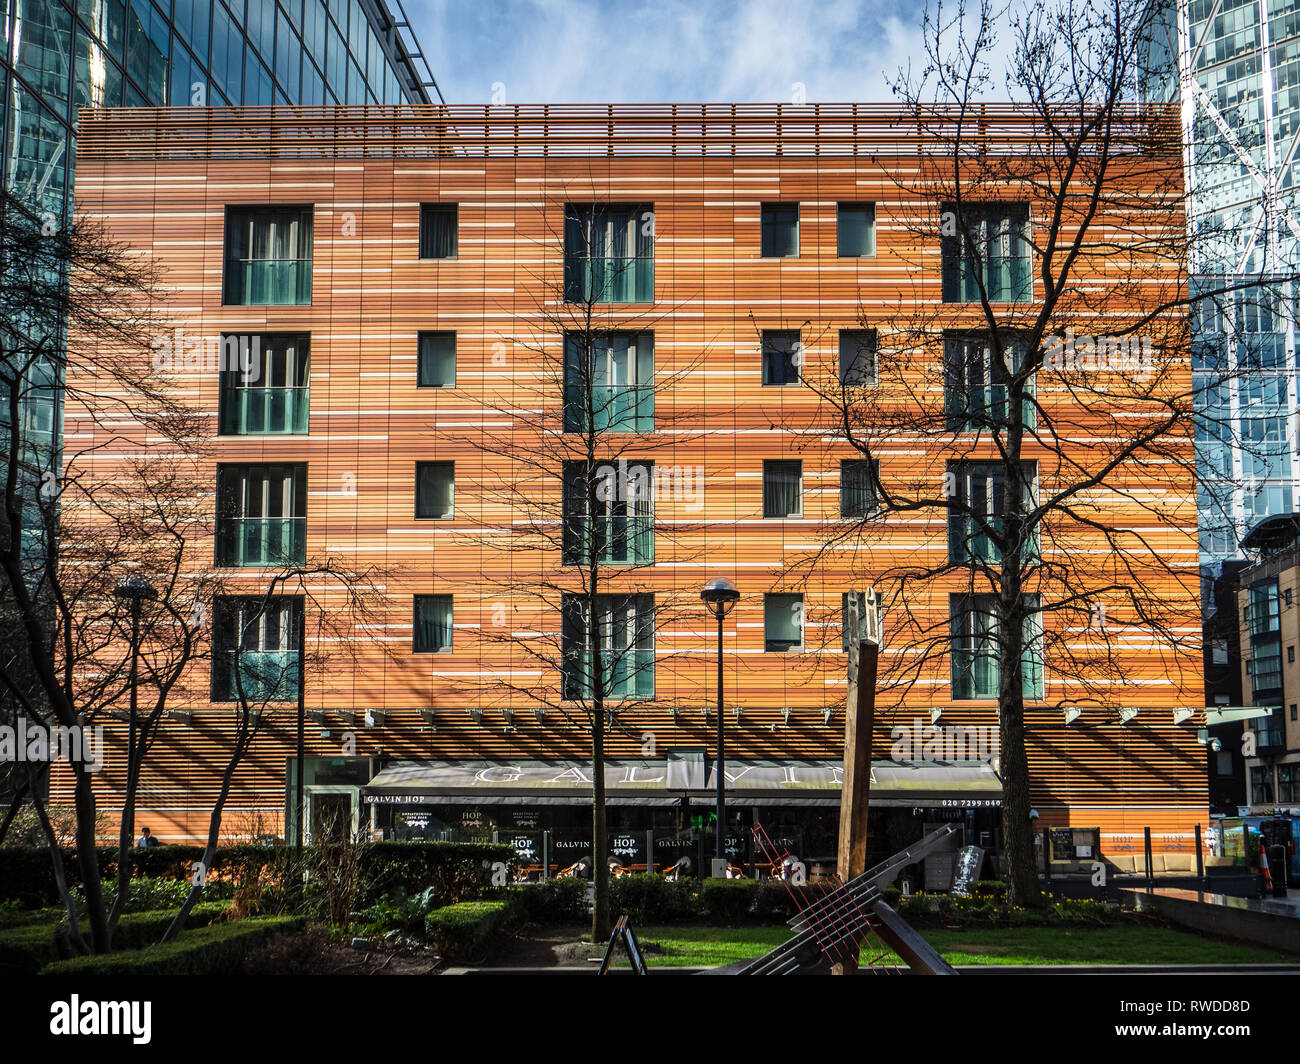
[{"left": 62, "top": 103, "right": 1207, "bottom": 873}]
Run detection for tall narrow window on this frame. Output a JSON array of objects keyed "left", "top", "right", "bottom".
[
  {"left": 763, "top": 460, "right": 802, "bottom": 518},
  {"left": 944, "top": 332, "right": 1035, "bottom": 432},
  {"left": 224, "top": 205, "right": 313, "bottom": 305},
  {"left": 760, "top": 203, "right": 799, "bottom": 257},
  {"left": 947, "top": 460, "right": 1038, "bottom": 564},
  {"left": 415, "top": 461, "right": 455, "bottom": 519},
  {"left": 840, "top": 459, "right": 879, "bottom": 519},
  {"left": 950, "top": 593, "right": 1043, "bottom": 699},
  {"left": 418, "top": 331, "right": 456, "bottom": 388},
  {"left": 561, "top": 594, "right": 655, "bottom": 700},
  {"left": 764, "top": 593, "right": 804, "bottom": 652},
  {"left": 564, "top": 204, "right": 654, "bottom": 303},
  {"left": 837, "top": 202, "right": 875, "bottom": 257},
  {"left": 761, "top": 330, "right": 801, "bottom": 386},
  {"left": 215, "top": 464, "right": 307, "bottom": 566},
  {"left": 941, "top": 202, "right": 1031, "bottom": 303},
  {"left": 211, "top": 596, "right": 302, "bottom": 702},
  {"left": 218, "top": 334, "right": 309, "bottom": 435},
  {"left": 413, "top": 595, "right": 454, "bottom": 652},
  {"left": 838, "top": 329, "right": 877, "bottom": 386},
  {"left": 419, "top": 203, "right": 458, "bottom": 259},
  {"left": 562, "top": 461, "right": 654, "bottom": 565},
  {"left": 563, "top": 332, "right": 654, "bottom": 432}
]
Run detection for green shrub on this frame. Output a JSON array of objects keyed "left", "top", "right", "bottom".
[
  {"left": 354, "top": 842, "right": 518, "bottom": 908},
  {"left": 754, "top": 881, "right": 833, "bottom": 921},
  {"left": 506, "top": 878, "right": 589, "bottom": 924},
  {"left": 74, "top": 876, "right": 236, "bottom": 914},
  {"left": 880, "top": 885, "right": 902, "bottom": 909},
  {"left": 40, "top": 916, "right": 307, "bottom": 976},
  {"left": 698, "top": 878, "right": 757, "bottom": 923},
  {"left": 970, "top": 879, "right": 1006, "bottom": 901},
  {"left": 609, "top": 874, "right": 696, "bottom": 923},
  {"left": 0, "top": 902, "right": 230, "bottom": 975},
  {"left": 424, "top": 901, "right": 509, "bottom": 962}
]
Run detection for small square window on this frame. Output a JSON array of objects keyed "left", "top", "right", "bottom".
[
  {"left": 838, "top": 329, "right": 877, "bottom": 386},
  {"left": 415, "top": 461, "right": 455, "bottom": 519},
  {"left": 760, "top": 203, "right": 799, "bottom": 258},
  {"left": 837, "top": 203, "right": 875, "bottom": 257},
  {"left": 840, "top": 459, "right": 879, "bottom": 519},
  {"left": 418, "top": 331, "right": 456, "bottom": 387},
  {"left": 762, "top": 330, "right": 801, "bottom": 385},
  {"left": 413, "top": 594, "right": 454, "bottom": 652},
  {"left": 764, "top": 593, "right": 804, "bottom": 652},
  {"left": 762, "top": 460, "right": 802, "bottom": 518},
  {"left": 419, "top": 203, "right": 458, "bottom": 259}
]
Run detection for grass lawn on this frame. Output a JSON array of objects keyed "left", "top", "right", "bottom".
[{"left": 606, "top": 924, "right": 1300, "bottom": 968}]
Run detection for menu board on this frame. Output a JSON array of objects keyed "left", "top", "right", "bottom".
[
  {"left": 950, "top": 845, "right": 985, "bottom": 896},
  {"left": 1050, "top": 828, "right": 1074, "bottom": 860}
]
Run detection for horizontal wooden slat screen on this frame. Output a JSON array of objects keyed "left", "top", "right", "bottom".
[{"left": 59, "top": 103, "right": 1206, "bottom": 849}]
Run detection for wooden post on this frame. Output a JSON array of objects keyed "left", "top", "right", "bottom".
[{"left": 832, "top": 590, "right": 878, "bottom": 975}]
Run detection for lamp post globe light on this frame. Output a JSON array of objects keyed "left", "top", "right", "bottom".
[
  {"left": 701, "top": 577, "right": 740, "bottom": 877},
  {"left": 114, "top": 576, "right": 156, "bottom": 849}
]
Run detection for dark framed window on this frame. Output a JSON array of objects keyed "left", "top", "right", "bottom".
[
  {"left": 941, "top": 202, "right": 1031, "bottom": 303},
  {"left": 763, "top": 460, "right": 802, "bottom": 518},
  {"left": 415, "top": 461, "right": 455, "bottom": 519},
  {"left": 764, "top": 593, "right": 804, "bottom": 652},
  {"left": 950, "top": 593, "right": 1044, "bottom": 699},
  {"left": 564, "top": 203, "right": 654, "bottom": 303},
  {"left": 211, "top": 595, "right": 302, "bottom": 702},
  {"left": 1252, "top": 765, "right": 1275, "bottom": 805},
  {"left": 223, "top": 205, "right": 313, "bottom": 305},
  {"left": 419, "top": 203, "right": 458, "bottom": 259},
  {"left": 947, "top": 460, "right": 1037, "bottom": 565},
  {"left": 413, "top": 595, "right": 454, "bottom": 652},
  {"left": 562, "top": 460, "right": 654, "bottom": 566},
  {"left": 561, "top": 593, "right": 655, "bottom": 700},
  {"left": 944, "top": 331, "right": 1035, "bottom": 432},
  {"left": 215, "top": 463, "right": 307, "bottom": 567},
  {"left": 418, "top": 331, "right": 456, "bottom": 387},
  {"left": 760, "top": 203, "right": 799, "bottom": 257},
  {"left": 838, "top": 329, "right": 877, "bottom": 386},
  {"left": 1280, "top": 764, "right": 1298, "bottom": 804},
  {"left": 762, "top": 329, "right": 801, "bottom": 385},
  {"left": 840, "top": 459, "right": 879, "bottom": 519},
  {"left": 563, "top": 331, "right": 654, "bottom": 432},
  {"left": 218, "top": 333, "right": 310, "bottom": 435},
  {"left": 837, "top": 203, "right": 875, "bottom": 257}
]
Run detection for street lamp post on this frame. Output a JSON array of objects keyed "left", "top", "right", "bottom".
[
  {"left": 701, "top": 577, "right": 740, "bottom": 878},
  {"left": 114, "top": 575, "right": 156, "bottom": 849}
]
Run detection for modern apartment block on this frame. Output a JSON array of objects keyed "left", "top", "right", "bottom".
[{"left": 65, "top": 104, "right": 1208, "bottom": 871}]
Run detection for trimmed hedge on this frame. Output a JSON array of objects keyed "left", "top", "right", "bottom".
[
  {"left": 424, "top": 901, "right": 509, "bottom": 963},
  {"left": 610, "top": 875, "right": 696, "bottom": 923},
  {"left": 698, "top": 878, "right": 758, "bottom": 923},
  {"left": 505, "top": 878, "right": 589, "bottom": 924},
  {"left": 0, "top": 841, "right": 518, "bottom": 910},
  {"left": 41, "top": 916, "right": 307, "bottom": 976},
  {"left": 0, "top": 902, "right": 230, "bottom": 976},
  {"left": 354, "top": 842, "right": 517, "bottom": 907}
]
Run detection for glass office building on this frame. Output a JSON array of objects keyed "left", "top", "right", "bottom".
[
  {"left": 1144, "top": 0, "right": 1300, "bottom": 565},
  {"left": 0, "top": 0, "right": 440, "bottom": 501}
]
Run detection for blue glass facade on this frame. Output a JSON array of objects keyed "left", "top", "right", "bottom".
[{"left": 0, "top": 0, "right": 438, "bottom": 510}]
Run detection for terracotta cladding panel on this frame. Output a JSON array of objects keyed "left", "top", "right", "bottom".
[{"left": 65, "top": 117, "right": 1205, "bottom": 839}]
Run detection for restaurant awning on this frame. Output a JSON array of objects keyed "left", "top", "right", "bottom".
[{"left": 361, "top": 758, "right": 1003, "bottom": 808}]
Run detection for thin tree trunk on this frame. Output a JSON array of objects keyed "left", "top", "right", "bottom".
[
  {"left": 31, "top": 780, "right": 88, "bottom": 955},
  {"left": 0, "top": 780, "right": 27, "bottom": 846},
  {"left": 73, "top": 766, "right": 109, "bottom": 951}
]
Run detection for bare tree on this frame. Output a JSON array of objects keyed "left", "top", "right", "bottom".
[
  {"left": 787, "top": 0, "right": 1287, "bottom": 906},
  {"left": 447, "top": 193, "right": 713, "bottom": 939}
]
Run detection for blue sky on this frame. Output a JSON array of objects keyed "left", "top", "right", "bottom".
[{"left": 410, "top": 0, "right": 967, "bottom": 105}]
